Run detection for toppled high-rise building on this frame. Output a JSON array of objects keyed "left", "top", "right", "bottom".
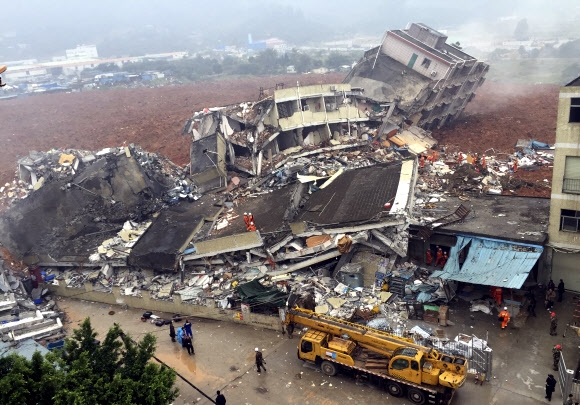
[{"left": 345, "top": 23, "right": 489, "bottom": 129}]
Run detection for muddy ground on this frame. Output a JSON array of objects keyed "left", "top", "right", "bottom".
[{"left": 0, "top": 76, "right": 558, "bottom": 198}]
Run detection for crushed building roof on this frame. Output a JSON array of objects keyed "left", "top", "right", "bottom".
[
  {"left": 423, "top": 195, "right": 549, "bottom": 244},
  {"left": 297, "top": 163, "right": 403, "bottom": 225},
  {"left": 129, "top": 195, "right": 222, "bottom": 270}
]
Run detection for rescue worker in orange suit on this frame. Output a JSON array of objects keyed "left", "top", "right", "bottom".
[
  {"left": 248, "top": 221, "right": 257, "bottom": 231},
  {"left": 513, "top": 159, "right": 518, "bottom": 173},
  {"left": 425, "top": 249, "right": 433, "bottom": 266},
  {"left": 419, "top": 155, "right": 425, "bottom": 168},
  {"left": 243, "top": 212, "right": 250, "bottom": 228},
  {"left": 481, "top": 155, "right": 487, "bottom": 169},
  {"left": 498, "top": 307, "right": 510, "bottom": 329},
  {"left": 491, "top": 287, "right": 502, "bottom": 305},
  {"left": 457, "top": 153, "right": 463, "bottom": 164},
  {"left": 434, "top": 247, "right": 443, "bottom": 267},
  {"left": 427, "top": 151, "right": 437, "bottom": 163},
  {"left": 439, "top": 252, "right": 448, "bottom": 268}
]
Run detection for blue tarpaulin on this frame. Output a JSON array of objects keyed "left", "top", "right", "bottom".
[{"left": 430, "top": 236, "right": 543, "bottom": 289}]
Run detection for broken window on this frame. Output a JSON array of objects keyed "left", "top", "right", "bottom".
[
  {"left": 277, "top": 101, "right": 295, "bottom": 119},
  {"left": 570, "top": 98, "right": 580, "bottom": 123},
  {"left": 561, "top": 209, "right": 580, "bottom": 232},
  {"left": 563, "top": 156, "right": 580, "bottom": 193},
  {"left": 421, "top": 58, "right": 431, "bottom": 68}
]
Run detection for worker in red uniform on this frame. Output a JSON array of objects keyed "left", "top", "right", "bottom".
[
  {"left": 419, "top": 155, "right": 425, "bottom": 168},
  {"left": 439, "top": 252, "right": 448, "bottom": 268},
  {"left": 243, "top": 212, "right": 250, "bottom": 228},
  {"left": 425, "top": 249, "right": 433, "bottom": 265},
  {"left": 513, "top": 159, "right": 518, "bottom": 173},
  {"left": 434, "top": 247, "right": 443, "bottom": 266},
  {"left": 491, "top": 287, "right": 502, "bottom": 305},
  {"left": 247, "top": 221, "right": 257, "bottom": 232},
  {"left": 457, "top": 153, "right": 463, "bottom": 164},
  {"left": 498, "top": 307, "right": 510, "bottom": 329},
  {"left": 481, "top": 155, "right": 486, "bottom": 168}
]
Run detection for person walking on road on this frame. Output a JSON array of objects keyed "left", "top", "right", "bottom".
[
  {"left": 546, "top": 288, "right": 556, "bottom": 310},
  {"left": 558, "top": 279, "right": 566, "bottom": 302},
  {"left": 550, "top": 312, "right": 558, "bottom": 336},
  {"left": 255, "top": 347, "right": 267, "bottom": 373},
  {"left": 565, "top": 393, "right": 575, "bottom": 405},
  {"left": 215, "top": 390, "right": 226, "bottom": 405},
  {"left": 182, "top": 335, "right": 194, "bottom": 355},
  {"left": 169, "top": 321, "right": 176, "bottom": 343},
  {"left": 527, "top": 291, "right": 537, "bottom": 317},
  {"left": 498, "top": 307, "right": 510, "bottom": 329},
  {"left": 553, "top": 344, "right": 562, "bottom": 371},
  {"left": 545, "top": 374, "right": 557, "bottom": 401},
  {"left": 183, "top": 319, "right": 193, "bottom": 337}
]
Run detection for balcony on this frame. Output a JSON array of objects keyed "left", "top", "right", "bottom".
[{"left": 563, "top": 178, "right": 580, "bottom": 194}]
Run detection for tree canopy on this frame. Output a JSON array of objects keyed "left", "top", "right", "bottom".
[{"left": 0, "top": 318, "right": 178, "bottom": 405}]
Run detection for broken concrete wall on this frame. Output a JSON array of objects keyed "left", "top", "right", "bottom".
[{"left": 47, "top": 282, "right": 281, "bottom": 330}]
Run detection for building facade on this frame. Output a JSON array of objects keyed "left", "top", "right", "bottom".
[{"left": 548, "top": 76, "right": 580, "bottom": 291}]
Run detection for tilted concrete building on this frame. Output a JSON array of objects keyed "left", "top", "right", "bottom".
[
  {"left": 547, "top": 75, "right": 580, "bottom": 291},
  {"left": 345, "top": 23, "right": 489, "bottom": 129}
]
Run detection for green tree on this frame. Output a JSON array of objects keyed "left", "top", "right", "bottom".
[
  {"left": 326, "top": 52, "right": 350, "bottom": 69},
  {"left": 0, "top": 318, "right": 178, "bottom": 405}
]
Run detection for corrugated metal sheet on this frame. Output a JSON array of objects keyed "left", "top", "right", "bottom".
[
  {"left": 0, "top": 338, "right": 50, "bottom": 360},
  {"left": 430, "top": 236, "right": 543, "bottom": 289}
]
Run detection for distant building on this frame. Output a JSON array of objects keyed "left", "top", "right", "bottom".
[
  {"left": 286, "top": 65, "right": 296, "bottom": 74},
  {"left": 346, "top": 22, "right": 488, "bottom": 129},
  {"left": 66, "top": 45, "right": 99, "bottom": 60},
  {"left": 547, "top": 75, "right": 580, "bottom": 291}
]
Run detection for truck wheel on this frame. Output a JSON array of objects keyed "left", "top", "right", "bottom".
[
  {"left": 321, "top": 361, "right": 338, "bottom": 376},
  {"left": 407, "top": 388, "right": 426, "bottom": 404},
  {"left": 386, "top": 381, "right": 404, "bottom": 397}
]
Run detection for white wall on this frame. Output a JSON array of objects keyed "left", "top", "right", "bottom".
[{"left": 382, "top": 34, "right": 449, "bottom": 80}]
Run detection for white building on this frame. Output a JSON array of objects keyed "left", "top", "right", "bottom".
[{"left": 66, "top": 45, "right": 99, "bottom": 60}]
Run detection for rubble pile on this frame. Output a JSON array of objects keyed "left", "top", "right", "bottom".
[
  {"left": 413, "top": 142, "right": 553, "bottom": 222},
  {"left": 0, "top": 263, "right": 64, "bottom": 342}
]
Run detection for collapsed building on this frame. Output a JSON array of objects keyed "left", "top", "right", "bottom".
[
  {"left": 345, "top": 22, "right": 488, "bottom": 129},
  {"left": 0, "top": 24, "right": 551, "bottom": 345}
]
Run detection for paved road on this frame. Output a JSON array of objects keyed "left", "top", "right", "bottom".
[{"left": 59, "top": 297, "right": 569, "bottom": 404}]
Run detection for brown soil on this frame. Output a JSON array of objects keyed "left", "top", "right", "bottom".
[
  {"left": 0, "top": 73, "right": 346, "bottom": 187},
  {"left": 0, "top": 77, "right": 558, "bottom": 198},
  {"left": 432, "top": 82, "right": 559, "bottom": 197}
]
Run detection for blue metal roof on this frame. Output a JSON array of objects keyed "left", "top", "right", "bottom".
[
  {"left": 0, "top": 338, "right": 50, "bottom": 359},
  {"left": 430, "top": 236, "right": 543, "bottom": 289}
]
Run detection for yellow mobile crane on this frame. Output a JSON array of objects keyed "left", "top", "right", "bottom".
[{"left": 281, "top": 307, "right": 467, "bottom": 405}]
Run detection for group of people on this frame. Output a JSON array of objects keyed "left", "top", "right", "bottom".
[
  {"left": 425, "top": 246, "right": 448, "bottom": 268},
  {"left": 169, "top": 318, "right": 195, "bottom": 355},
  {"left": 543, "top": 278, "right": 576, "bottom": 403}
]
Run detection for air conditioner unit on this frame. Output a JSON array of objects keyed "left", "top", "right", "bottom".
[
  {"left": 431, "top": 71, "right": 437, "bottom": 77},
  {"left": 330, "top": 85, "right": 337, "bottom": 91}
]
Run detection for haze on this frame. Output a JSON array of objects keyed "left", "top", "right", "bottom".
[{"left": 2, "top": 0, "right": 579, "bottom": 60}]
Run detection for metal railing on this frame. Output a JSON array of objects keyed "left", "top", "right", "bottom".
[{"left": 563, "top": 178, "right": 580, "bottom": 194}]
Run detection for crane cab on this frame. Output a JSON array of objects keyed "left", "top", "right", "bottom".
[{"left": 298, "top": 330, "right": 356, "bottom": 366}]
